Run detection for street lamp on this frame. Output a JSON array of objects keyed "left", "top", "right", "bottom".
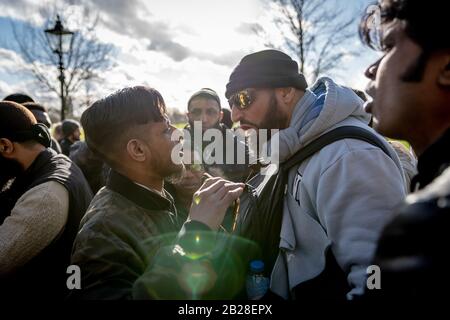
[{"left": 45, "top": 15, "right": 74, "bottom": 121}]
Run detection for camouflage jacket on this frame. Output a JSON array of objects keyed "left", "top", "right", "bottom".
[{"left": 70, "top": 170, "right": 180, "bottom": 300}]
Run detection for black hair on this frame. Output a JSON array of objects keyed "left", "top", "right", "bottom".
[
  {"left": 2, "top": 93, "right": 35, "bottom": 104},
  {"left": 22, "top": 102, "right": 48, "bottom": 113},
  {"left": 360, "top": 0, "right": 449, "bottom": 82},
  {"left": 0, "top": 101, "right": 51, "bottom": 147},
  {"left": 360, "top": 0, "right": 449, "bottom": 52},
  {"left": 81, "top": 86, "right": 166, "bottom": 165}
]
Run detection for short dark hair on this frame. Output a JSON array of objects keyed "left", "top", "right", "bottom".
[
  {"left": 22, "top": 102, "right": 48, "bottom": 113},
  {"left": 360, "top": 0, "right": 449, "bottom": 52},
  {"left": 81, "top": 86, "right": 167, "bottom": 166},
  {"left": 3, "top": 93, "right": 35, "bottom": 104},
  {"left": 360, "top": 0, "right": 449, "bottom": 82},
  {"left": 0, "top": 101, "right": 37, "bottom": 143}
]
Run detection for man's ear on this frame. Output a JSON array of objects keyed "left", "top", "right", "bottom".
[
  {"left": 219, "top": 110, "right": 223, "bottom": 122},
  {"left": 0, "top": 138, "right": 15, "bottom": 158},
  {"left": 126, "top": 139, "right": 148, "bottom": 162},
  {"left": 277, "top": 87, "right": 296, "bottom": 104},
  {"left": 437, "top": 53, "right": 450, "bottom": 87}
]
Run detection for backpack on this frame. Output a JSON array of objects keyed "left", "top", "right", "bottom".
[{"left": 232, "top": 126, "right": 393, "bottom": 275}]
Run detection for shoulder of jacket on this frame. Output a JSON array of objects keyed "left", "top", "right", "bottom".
[{"left": 407, "top": 167, "right": 450, "bottom": 204}]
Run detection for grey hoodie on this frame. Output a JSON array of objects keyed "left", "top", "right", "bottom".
[{"left": 268, "top": 77, "right": 407, "bottom": 300}]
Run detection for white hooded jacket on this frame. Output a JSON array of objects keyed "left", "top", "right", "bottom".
[{"left": 267, "top": 77, "right": 407, "bottom": 300}]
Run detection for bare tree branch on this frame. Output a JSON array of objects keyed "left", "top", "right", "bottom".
[
  {"left": 7, "top": 5, "right": 114, "bottom": 119},
  {"left": 261, "top": 0, "right": 359, "bottom": 82}
]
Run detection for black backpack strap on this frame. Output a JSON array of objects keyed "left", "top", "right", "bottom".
[{"left": 283, "top": 126, "right": 392, "bottom": 170}]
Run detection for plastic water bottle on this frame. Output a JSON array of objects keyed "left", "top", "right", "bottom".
[{"left": 246, "top": 260, "right": 270, "bottom": 300}]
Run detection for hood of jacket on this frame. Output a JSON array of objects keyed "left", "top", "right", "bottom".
[{"left": 267, "top": 77, "right": 371, "bottom": 163}]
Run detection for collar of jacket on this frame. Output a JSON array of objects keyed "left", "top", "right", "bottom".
[
  {"left": 20, "top": 148, "right": 56, "bottom": 180},
  {"left": 412, "top": 128, "right": 450, "bottom": 190},
  {"left": 106, "top": 169, "right": 174, "bottom": 211}
]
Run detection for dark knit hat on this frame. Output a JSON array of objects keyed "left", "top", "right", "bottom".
[
  {"left": 187, "top": 88, "right": 221, "bottom": 110},
  {"left": 225, "top": 50, "right": 308, "bottom": 99},
  {"left": 62, "top": 119, "right": 80, "bottom": 137}
]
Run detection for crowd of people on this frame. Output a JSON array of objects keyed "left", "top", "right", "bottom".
[{"left": 0, "top": 0, "right": 448, "bottom": 303}]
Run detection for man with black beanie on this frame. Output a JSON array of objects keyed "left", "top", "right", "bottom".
[
  {"left": 0, "top": 101, "right": 92, "bottom": 299},
  {"left": 226, "top": 49, "right": 406, "bottom": 300}
]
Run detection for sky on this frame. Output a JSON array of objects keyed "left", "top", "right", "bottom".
[{"left": 0, "top": 0, "right": 380, "bottom": 117}]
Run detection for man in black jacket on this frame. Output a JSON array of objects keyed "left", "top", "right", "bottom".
[
  {"left": 0, "top": 101, "right": 92, "bottom": 299},
  {"left": 361, "top": 0, "right": 450, "bottom": 300}
]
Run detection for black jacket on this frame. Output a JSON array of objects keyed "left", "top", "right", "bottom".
[
  {"left": 366, "top": 129, "right": 450, "bottom": 301},
  {"left": 70, "top": 170, "right": 180, "bottom": 299},
  {"left": 0, "top": 149, "right": 92, "bottom": 299}
]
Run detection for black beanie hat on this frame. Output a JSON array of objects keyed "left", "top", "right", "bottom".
[
  {"left": 225, "top": 49, "right": 308, "bottom": 99},
  {"left": 187, "top": 88, "right": 221, "bottom": 111},
  {"left": 62, "top": 119, "right": 80, "bottom": 137}
]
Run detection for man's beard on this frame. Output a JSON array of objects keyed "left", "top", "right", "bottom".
[
  {"left": 261, "top": 93, "right": 288, "bottom": 131},
  {"left": 0, "top": 156, "right": 23, "bottom": 191},
  {"left": 245, "top": 92, "right": 287, "bottom": 141},
  {"left": 165, "top": 163, "right": 186, "bottom": 185}
]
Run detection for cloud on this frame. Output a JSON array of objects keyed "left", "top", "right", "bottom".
[
  {"left": 236, "top": 22, "right": 263, "bottom": 35},
  {"left": 0, "top": 48, "right": 28, "bottom": 74},
  {"left": 84, "top": 0, "right": 192, "bottom": 61},
  {"left": 147, "top": 40, "right": 191, "bottom": 62},
  {"left": 0, "top": 47, "right": 61, "bottom": 105},
  {"left": 196, "top": 50, "right": 245, "bottom": 67}
]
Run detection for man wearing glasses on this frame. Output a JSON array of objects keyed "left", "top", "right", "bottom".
[{"left": 226, "top": 49, "right": 407, "bottom": 300}]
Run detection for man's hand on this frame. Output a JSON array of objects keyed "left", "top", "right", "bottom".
[{"left": 188, "top": 177, "right": 244, "bottom": 230}]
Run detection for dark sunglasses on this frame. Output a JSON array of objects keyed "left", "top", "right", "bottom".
[{"left": 228, "top": 89, "right": 255, "bottom": 110}]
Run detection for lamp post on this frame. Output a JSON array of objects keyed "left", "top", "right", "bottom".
[{"left": 45, "top": 15, "right": 74, "bottom": 121}]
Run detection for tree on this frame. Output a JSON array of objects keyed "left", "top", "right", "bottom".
[
  {"left": 256, "top": 0, "right": 359, "bottom": 82},
  {"left": 9, "top": 5, "right": 113, "bottom": 119}
]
